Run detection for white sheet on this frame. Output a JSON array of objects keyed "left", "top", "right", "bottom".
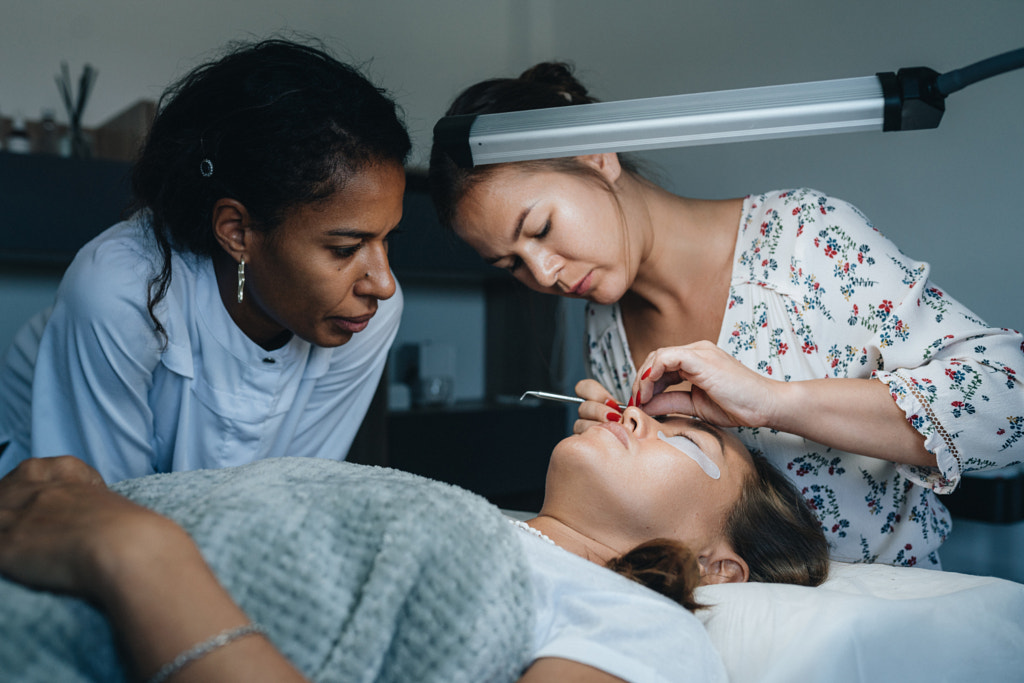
[{"left": 695, "top": 562, "right": 1024, "bottom": 682}]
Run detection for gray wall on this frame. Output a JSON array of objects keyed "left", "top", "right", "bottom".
[
  {"left": 540, "top": 0, "right": 1023, "bottom": 328},
  {"left": 2, "top": 0, "right": 1020, "bottom": 360}
]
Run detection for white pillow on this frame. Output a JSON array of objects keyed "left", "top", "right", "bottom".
[{"left": 696, "top": 562, "right": 1024, "bottom": 683}]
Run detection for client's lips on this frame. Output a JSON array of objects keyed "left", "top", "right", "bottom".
[
  {"left": 332, "top": 311, "right": 375, "bottom": 334},
  {"left": 597, "top": 421, "right": 631, "bottom": 449}
]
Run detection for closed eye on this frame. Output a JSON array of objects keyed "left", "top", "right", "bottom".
[
  {"left": 332, "top": 243, "right": 362, "bottom": 258},
  {"left": 660, "top": 417, "right": 726, "bottom": 461},
  {"left": 657, "top": 430, "right": 722, "bottom": 479}
]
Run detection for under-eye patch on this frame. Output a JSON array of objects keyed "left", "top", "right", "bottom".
[{"left": 657, "top": 431, "right": 721, "bottom": 479}]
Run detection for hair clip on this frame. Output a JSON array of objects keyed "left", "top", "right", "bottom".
[{"left": 199, "top": 158, "right": 214, "bottom": 177}]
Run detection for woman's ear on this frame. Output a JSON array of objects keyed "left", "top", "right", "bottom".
[
  {"left": 698, "top": 544, "right": 750, "bottom": 585},
  {"left": 211, "top": 198, "right": 252, "bottom": 261},
  {"left": 578, "top": 152, "right": 622, "bottom": 185}
]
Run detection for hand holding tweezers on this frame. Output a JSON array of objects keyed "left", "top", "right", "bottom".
[{"left": 519, "top": 391, "right": 627, "bottom": 411}]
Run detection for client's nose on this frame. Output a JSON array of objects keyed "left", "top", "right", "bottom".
[{"left": 621, "top": 406, "right": 649, "bottom": 436}]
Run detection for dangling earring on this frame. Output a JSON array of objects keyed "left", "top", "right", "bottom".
[{"left": 237, "top": 258, "right": 246, "bottom": 304}]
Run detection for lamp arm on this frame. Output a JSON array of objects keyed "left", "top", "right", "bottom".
[{"left": 878, "top": 46, "right": 1024, "bottom": 132}]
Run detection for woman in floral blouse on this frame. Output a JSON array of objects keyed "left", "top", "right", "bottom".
[{"left": 430, "top": 62, "right": 1023, "bottom": 567}]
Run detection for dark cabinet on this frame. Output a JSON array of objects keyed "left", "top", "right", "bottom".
[
  {"left": 0, "top": 152, "right": 132, "bottom": 265},
  {"left": 384, "top": 401, "right": 567, "bottom": 511},
  {"left": 353, "top": 174, "right": 566, "bottom": 508}
]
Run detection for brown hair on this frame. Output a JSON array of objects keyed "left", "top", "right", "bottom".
[
  {"left": 606, "top": 538, "right": 705, "bottom": 611},
  {"left": 725, "top": 449, "right": 830, "bottom": 586},
  {"left": 429, "top": 62, "right": 641, "bottom": 234},
  {"left": 607, "top": 450, "right": 829, "bottom": 610}
]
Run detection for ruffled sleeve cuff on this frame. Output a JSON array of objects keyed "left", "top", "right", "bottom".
[{"left": 874, "top": 368, "right": 961, "bottom": 494}]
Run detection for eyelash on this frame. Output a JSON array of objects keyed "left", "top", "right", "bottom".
[
  {"left": 331, "top": 230, "right": 402, "bottom": 259},
  {"left": 333, "top": 245, "right": 361, "bottom": 259},
  {"left": 653, "top": 417, "right": 699, "bottom": 442},
  {"left": 503, "top": 221, "right": 550, "bottom": 273}
]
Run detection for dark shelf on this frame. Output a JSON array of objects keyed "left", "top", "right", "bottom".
[
  {"left": 386, "top": 401, "right": 567, "bottom": 511},
  {"left": 0, "top": 152, "right": 133, "bottom": 265},
  {"left": 944, "top": 471, "right": 1024, "bottom": 524},
  {"left": 0, "top": 159, "right": 497, "bottom": 282},
  {"left": 350, "top": 397, "right": 568, "bottom": 512}
]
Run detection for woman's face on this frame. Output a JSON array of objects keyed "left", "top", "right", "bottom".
[
  {"left": 242, "top": 161, "right": 405, "bottom": 348},
  {"left": 453, "top": 161, "right": 636, "bottom": 305},
  {"left": 541, "top": 408, "right": 753, "bottom": 553}
]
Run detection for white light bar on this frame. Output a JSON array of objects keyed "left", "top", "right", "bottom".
[
  {"left": 435, "top": 48, "right": 1024, "bottom": 167},
  {"left": 437, "top": 75, "right": 890, "bottom": 166}
]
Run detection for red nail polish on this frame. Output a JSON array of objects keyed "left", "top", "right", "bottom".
[
  {"left": 605, "top": 399, "right": 621, "bottom": 411},
  {"left": 627, "top": 395, "right": 634, "bottom": 407},
  {"left": 606, "top": 412, "right": 621, "bottom": 422},
  {"left": 636, "top": 389, "right": 642, "bottom": 406},
  {"left": 641, "top": 367, "right": 651, "bottom": 380}
]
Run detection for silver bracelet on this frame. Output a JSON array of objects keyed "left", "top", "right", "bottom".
[{"left": 146, "top": 623, "right": 267, "bottom": 683}]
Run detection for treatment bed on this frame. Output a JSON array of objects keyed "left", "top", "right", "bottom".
[
  {"left": 503, "top": 507, "right": 1024, "bottom": 681},
  {"left": 694, "top": 560, "right": 1024, "bottom": 681},
  {"left": 2, "top": 461, "right": 1022, "bottom": 682}
]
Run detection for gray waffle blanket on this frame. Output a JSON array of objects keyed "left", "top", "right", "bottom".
[{"left": 0, "top": 458, "right": 534, "bottom": 682}]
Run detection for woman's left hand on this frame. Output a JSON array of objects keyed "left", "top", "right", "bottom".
[
  {"left": 0, "top": 456, "right": 312, "bottom": 682},
  {"left": 633, "top": 341, "right": 779, "bottom": 428},
  {"left": 0, "top": 456, "right": 167, "bottom": 599}
]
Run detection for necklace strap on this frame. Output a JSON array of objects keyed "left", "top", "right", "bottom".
[{"left": 508, "top": 518, "right": 556, "bottom": 545}]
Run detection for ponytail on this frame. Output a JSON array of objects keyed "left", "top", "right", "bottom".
[{"left": 606, "top": 538, "right": 705, "bottom": 612}]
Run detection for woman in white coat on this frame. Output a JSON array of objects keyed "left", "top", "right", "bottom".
[{"left": 0, "top": 39, "right": 412, "bottom": 482}]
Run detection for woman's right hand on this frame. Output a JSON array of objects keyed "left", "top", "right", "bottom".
[
  {"left": 572, "top": 379, "right": 624, "bottom": 434},
  {"left": 0, "top": 456, "right": 173, "bottom": 600}
]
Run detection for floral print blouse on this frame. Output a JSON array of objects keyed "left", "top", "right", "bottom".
[{"left": 586, "top": 188, "right": 1023, "bottom": 566}]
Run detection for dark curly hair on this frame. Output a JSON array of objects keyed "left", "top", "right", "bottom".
[{"left": 131, "top": 38, "right": 411, "bottom": 342}]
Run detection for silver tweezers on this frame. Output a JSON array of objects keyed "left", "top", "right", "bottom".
[{"left": 520, "top": 391, "right": 627, "bottom": 411}]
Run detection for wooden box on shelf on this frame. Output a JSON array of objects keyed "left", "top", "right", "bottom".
[
  {"left": 92, "top": 100, "right": 156, "bottom": 162},
  {"left": 0, "top": 99, "right": 155, "bottom": 162}
]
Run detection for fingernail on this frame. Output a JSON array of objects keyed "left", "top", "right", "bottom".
[
  {"left": 641, "top": 367, "right": 651, "bottom": 380},
  {"left": 605, "top": 399, "right": 621, "bottom": 411},
  {"left": 606, "top": 412, "right": 621, "bottom": 422},
  {"left": 636, "top": 389, "right": 642, "bottom": 406},
  {"left": 627, "top": 395, "right": 634, "bottom": 407}
]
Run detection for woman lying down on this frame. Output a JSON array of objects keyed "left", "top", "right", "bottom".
[{"left": 0, "top": 404, "right": 828, "bottom": 683}]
